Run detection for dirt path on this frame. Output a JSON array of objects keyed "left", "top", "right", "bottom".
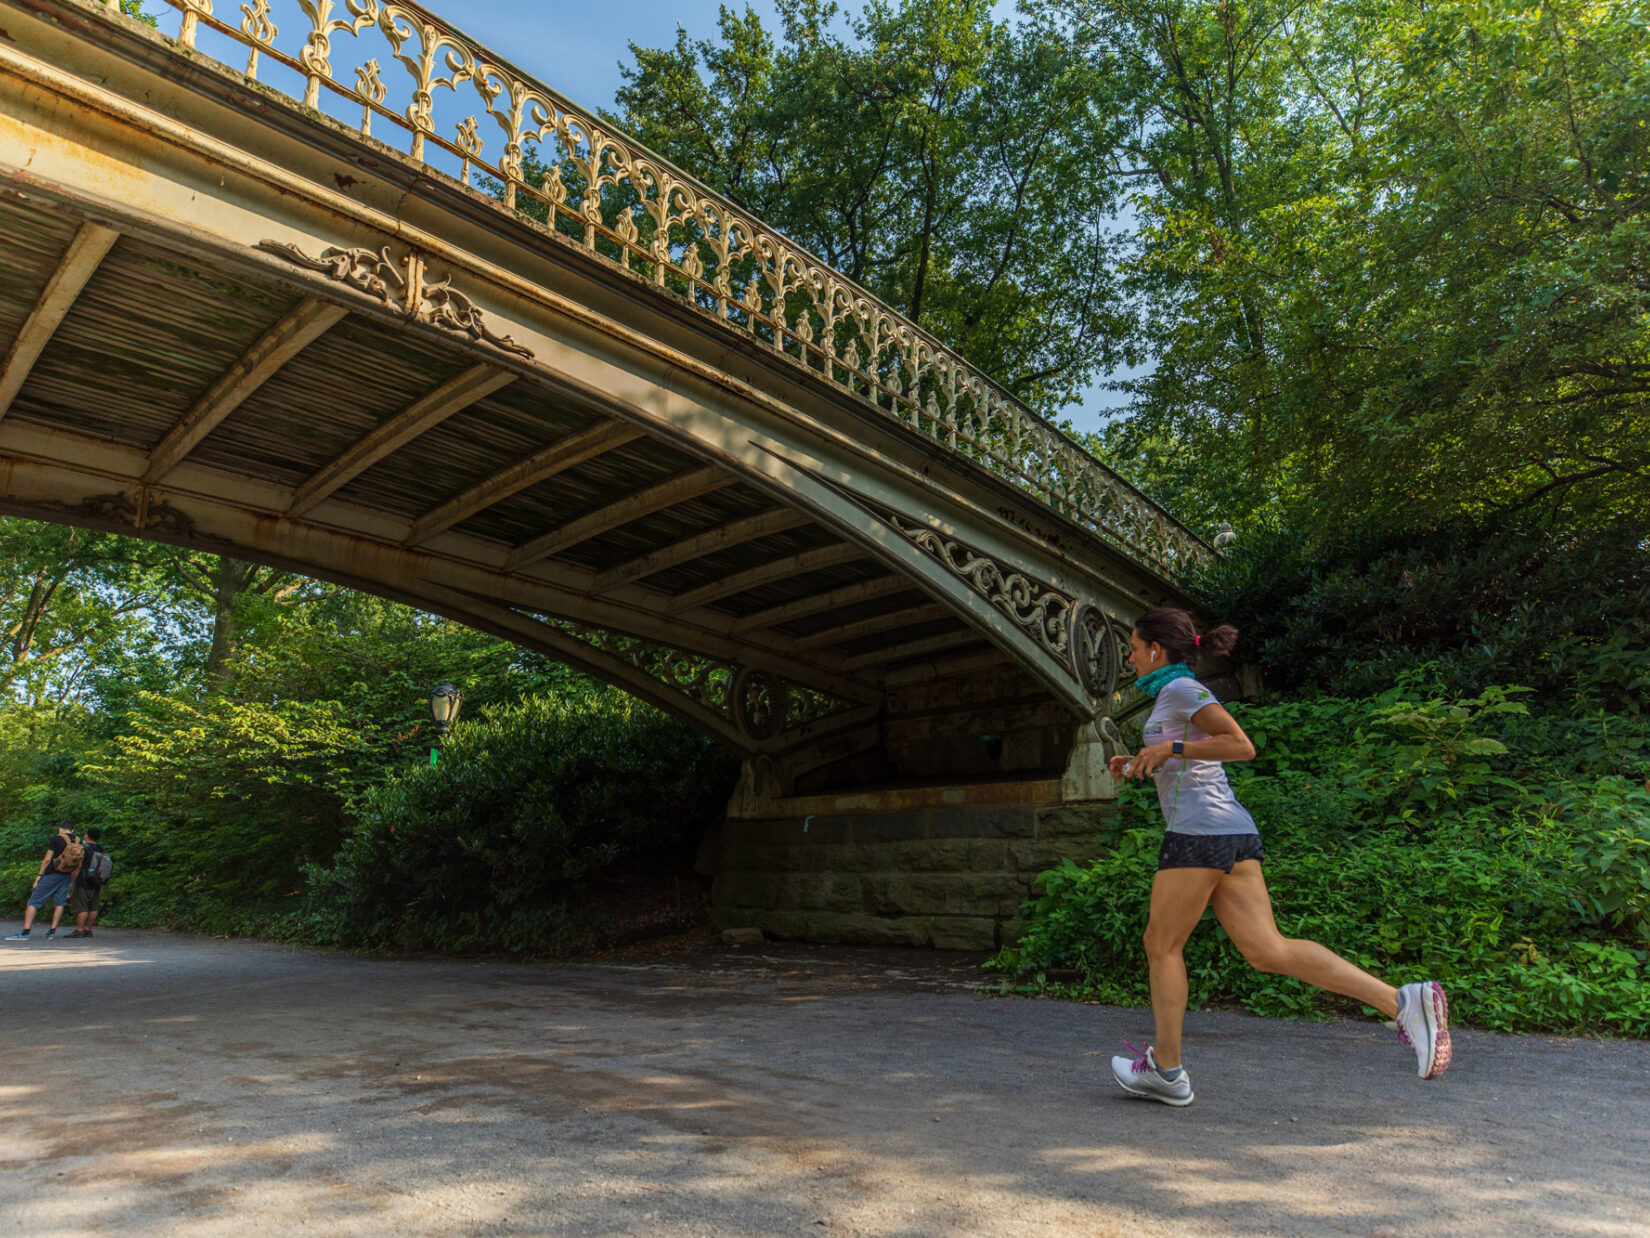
[{"left": 2, "top": 922, "right": 1645, "bottom": 1237}]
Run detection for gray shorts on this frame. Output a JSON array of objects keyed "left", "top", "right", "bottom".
[{"left": 28, "top": 872, "right": 72, "bottom": 908}]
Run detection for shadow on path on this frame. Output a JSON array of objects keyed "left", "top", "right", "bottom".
[{"left": 2, "top": 922, "right": 1645, "bottom": 1237}]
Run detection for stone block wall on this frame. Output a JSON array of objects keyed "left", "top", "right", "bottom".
[{"left": 701, "top": 800, "right": 1120, "bottom": 951}]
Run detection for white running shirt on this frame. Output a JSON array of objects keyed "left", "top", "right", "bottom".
[{"left": 1140, "top": 676, "right": 1259, "bottom": 837}]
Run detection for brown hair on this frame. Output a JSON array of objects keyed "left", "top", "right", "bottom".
[{"left": 1133, "top": 607, "right": 1238, "bottom": 667}]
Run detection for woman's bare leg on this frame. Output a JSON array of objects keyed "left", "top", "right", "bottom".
[
  {"left": 1143, "top": 866, "right": 1225, "bottom": 1067},
  {"left": 1209, "top": 860, "right": 1398, "bottom": 1018}
]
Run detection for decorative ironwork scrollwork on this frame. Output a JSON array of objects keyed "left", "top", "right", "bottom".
[
  {"left": 173, "top": 0, "right": 212, "bottom": 47},
  {"left": 295, "top": 0, "right": 376, "bottom": 107},
  {"left": 144, "top": 0, "right": 1209, "bottom": 578},
  {"left": 238, "top": 0, "right": 277, "bottom": 75},
  {"left": 783, "top": 684, "right": 853, "bottom": 732},
  {"left": 544, "top": 620, "right": 857, "bottom": 740},
  {"left": 50, "top": 492, "right": 195, "bottom": 538},
  {"left": 354, "top": 58, "right": 387, "bottom": 133},
  {"left": 884, "top": 511, "right": 1074, "bottom": 664},
  {"left": 874, "top": 506, "right": 1136, "bottom": 702},
  {"left": 256, "top": 240, "right": 534, "bottom": 358},
  {"left": 551, "top": 620, "right": 734, "bottom": 720},
  {"left": 1071, "top": 604, "right": 1116, "bottom": 700},
  {"left": 732, "top": 668, "right": 785, "bottom": 741}
]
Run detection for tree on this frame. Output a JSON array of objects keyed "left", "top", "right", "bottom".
[
  {"left": 1063, "top": 0, "right": 1648, "bottom": 534},
  {"left": 0, "top": 520, "right": 172, "bottom": 708},
  {"left": 613, "top": 0, "right": 1138, "bottom": 413},
  {"left": 164, "top": 553, "right": 318, "bottom": 693}
]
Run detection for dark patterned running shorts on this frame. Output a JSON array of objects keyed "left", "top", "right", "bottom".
[{"left": 1157, "top": 832, "right": 1265, "bottom": 873}]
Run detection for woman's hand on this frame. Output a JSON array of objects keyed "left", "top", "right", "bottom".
[
  {"left": 1127, "top": 742, "right": 1174, "bottom": 778},
  {"left": 1107, "top": 754, "right": 1129, "bottom": 778}
]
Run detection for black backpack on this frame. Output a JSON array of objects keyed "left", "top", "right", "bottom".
[{"left": 83, "top": 845, "right": 112, "bottom": 888}]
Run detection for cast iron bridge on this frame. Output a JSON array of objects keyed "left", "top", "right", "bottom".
[{"left": 0, "top": 0, "right": 1210, "bottom": 817}]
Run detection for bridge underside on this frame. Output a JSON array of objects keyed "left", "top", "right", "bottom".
[
  {"left": 0, "top": 185, "right": 1157, "bottom": 792},
  {"left": 0, "top": 0, "right": 1219, "bottom": 943}
]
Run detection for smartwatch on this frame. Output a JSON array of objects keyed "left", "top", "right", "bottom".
[{"left": 1171, "top": 740, "right": 1185, "bottom": 757}]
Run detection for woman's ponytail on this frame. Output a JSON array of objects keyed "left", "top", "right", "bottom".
[
  {"left": 1134, "top": 608, "right": 1239, "bottom": 667},
  {"left": 1196, "top": 623, "right": 1239, "bottom": 660}
]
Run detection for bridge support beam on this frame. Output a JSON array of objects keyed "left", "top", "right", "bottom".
[{"left": 0, "top": 222, "right": 119, "bottom": 418}]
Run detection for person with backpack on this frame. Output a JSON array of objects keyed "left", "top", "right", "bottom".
[
  {"left": 65, "top": 826, "right": 110, "bottom": 939},
  {"left": 6, "top": 822, "right": 83, "bottom": 941}
]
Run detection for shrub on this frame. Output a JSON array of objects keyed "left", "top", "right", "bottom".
[
  {"left": 1189, "top": 521, "right": 1650, "bottom": 708},
  {"left": 76, "top": 693, "right": 374, "bottom": 929},
  {"left": 1560, "top": 778, "right": 1650, "bottom": 944},
  {"left": 991, "top": 680, "right": 1650, "bottom": 1036},
  {"left": 0, "top": 710, "right": 139, "bottom": 918},
  {"left": 298, "top": 690, "right": 739, "bottom": 953}
]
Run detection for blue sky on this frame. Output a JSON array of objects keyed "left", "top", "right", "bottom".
[{"left": 458, "top": 0, "right": 938, "bottom": 113}]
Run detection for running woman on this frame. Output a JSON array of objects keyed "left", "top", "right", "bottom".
[{"left": 1106, "top": 607, "right": 1451, "bottom": 1106}]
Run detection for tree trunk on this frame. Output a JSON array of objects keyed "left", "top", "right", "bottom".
[{"left": 203, "top": 557, "right": 255, "bottom": 693}]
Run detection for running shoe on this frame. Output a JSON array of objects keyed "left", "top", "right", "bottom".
[
  {"left": 4, "top": 930, "right": 29, "bottom": 940},
  {"left": 43, "top": 928, "right": 55, "bottom": 940},
  {"left": 1110, "top": 1042, "right": 1194, "bottom": 1106},
  {"left": 65, "top": 930, "right": 89, "bottom": 939},
  {"left": 1394, "top": 981, "right": 1452, "bottom": 1079}
]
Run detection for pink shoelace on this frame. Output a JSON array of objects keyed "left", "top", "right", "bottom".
[{"left": 1122, "top": 1038, "right": 1152, "bottom": 1073}]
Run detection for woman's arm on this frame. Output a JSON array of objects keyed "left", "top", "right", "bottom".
[{"left": 1118, "top": 701, "right": 1257, "bottom": 779}]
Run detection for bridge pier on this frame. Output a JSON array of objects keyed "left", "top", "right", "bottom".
[
  {"left": 705, "top": 705, "right": 1127, "bottom": 950},
  {"left": 701, "top": 782, "right": 1120, "bottom": 951},
  {"left": 705, "top": 664, "right": 1257, "bottom": 949}
]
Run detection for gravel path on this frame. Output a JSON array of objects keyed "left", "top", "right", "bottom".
[{"left": 2, "top": 922, "right": 1645, "bottom": 1237}]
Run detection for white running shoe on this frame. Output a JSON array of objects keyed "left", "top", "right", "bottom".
[
  {"left": 1394, "top": 981, "right": 1452, "bottom": 1079},
  {"left": 1110, "top": 1042, "right": 1194, "bottom": 1106}
]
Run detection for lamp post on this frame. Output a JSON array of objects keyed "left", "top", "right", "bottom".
[{"left": 428, "top": 680, "right": 462, "bottom": 767}]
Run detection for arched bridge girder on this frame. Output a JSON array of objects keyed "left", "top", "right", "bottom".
[
  {"left": 0, "top": 443, "right": 879, "bottom": 762},
  {"left": 0, "top": 0, "right": 1199, "bottom": 789}
]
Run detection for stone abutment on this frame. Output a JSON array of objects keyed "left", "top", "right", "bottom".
[{"left": 699, "top": 784, "right": 1119, "bottom": 951}]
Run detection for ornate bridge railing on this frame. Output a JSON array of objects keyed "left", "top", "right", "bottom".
[{"left": 124, "top": 0, "right": 1207, "bottom": 577}]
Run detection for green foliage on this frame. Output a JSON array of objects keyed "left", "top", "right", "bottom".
[
  {"left": 0, "top": 706, "right": 130, "bottom": 913},
  {"left": 992, "top": 679, "right": 1650, "bottom": 1035},
  {"left": 1073, "top": 0, "right": 1649, "bottom": 533},
  {"left": 298, "top": 691, "right": 738, "bottom": 953},
  {"left": 85, "top": 693, "right": 376, "bottom": 918},
  {"left": 612, "top": 0, "right": 1137, "bottom": 413},
  {"left": 0, "top": 520, "right": 176, "bottom": 708},
  {"left": 1187, "top": 519, "right": 1650, "bottom": 704},
  {"left": 607, "top": 0, "right": 1645, "bottom": 533},
  {"left": 1560, "top": 777, "right": 1650, "bottom": 942},
  {"left": 1353, "top": 679, "right": 1532, "bottom": 827},
  {"left": 0, "top": 515, "right": 630, "bottom": 937},
  {"left": 225, "top": 585, "right": 583, "bottom": 753}
]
